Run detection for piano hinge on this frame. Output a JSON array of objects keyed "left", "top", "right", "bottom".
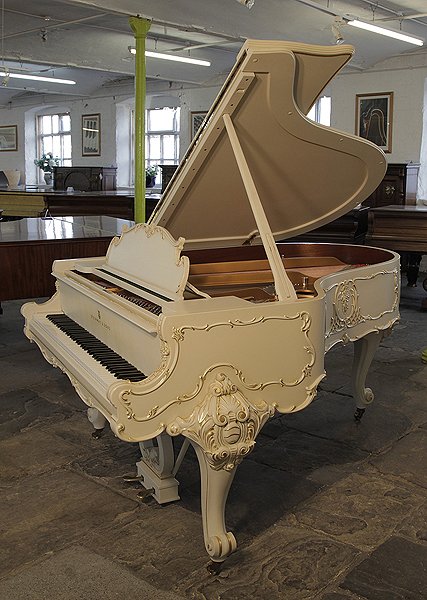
[{"left": 242, "top": 231, "right": 258, "bottom": 245}]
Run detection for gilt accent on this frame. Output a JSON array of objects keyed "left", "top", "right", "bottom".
[{"left": 167, "top": 373, "right": 275, "bottom": 471}]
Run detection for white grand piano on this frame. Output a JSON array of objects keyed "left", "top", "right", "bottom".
[{"left": 22, "top": 40, "right": 400, "bottom": 569}]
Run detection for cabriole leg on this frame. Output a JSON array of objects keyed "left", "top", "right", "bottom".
[
  {"left": 351, "top": 330, "right": 386, "bottom": 420},
  {"left": 191, "top": 442, "right": 238, "bottom": 566}
]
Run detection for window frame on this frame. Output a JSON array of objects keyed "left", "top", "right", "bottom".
[
  {"left": 36, "top": 112, "right": 72, "bottom": 180},
  {"left": 144, "top": 107, "right": 180, "bottom": 184}
]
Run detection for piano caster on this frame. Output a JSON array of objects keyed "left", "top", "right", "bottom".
[
  {"left": 354, "top": 407, "right": 365, "bottom": 421},
  {"left": 137, "top": 487, "right": 155, "bottom": 500},
  {"left": 207, "top": 561, "right": 223, "bottom": 576},
  {"left": 92, "top": 428, "right": 104, "bottom": 439}
]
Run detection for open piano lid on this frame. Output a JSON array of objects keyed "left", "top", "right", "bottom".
[{"left": 150, "top": 40, "right": 386, "bottom": 250}]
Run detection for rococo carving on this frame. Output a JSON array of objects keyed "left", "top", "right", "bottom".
[
  {"left": 167, "top": 373, "right": 275, "bottom": 471},
  {"left": 330, "top": 280, "right": 363, "bottom": 333},
  {"left": 119, "top": 311, "right": 316, "bottom": 424},
  {"left": 326, "top": 270, "right": 399, "bottom": 339}
]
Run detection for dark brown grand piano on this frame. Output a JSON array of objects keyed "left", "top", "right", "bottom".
[{"left": 22, "top": 40, "right": 400, "bottom": 569}]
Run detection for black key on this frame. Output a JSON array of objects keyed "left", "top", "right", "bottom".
[{"left": 47, "top": 314, "right": 146, "bottom": 382}]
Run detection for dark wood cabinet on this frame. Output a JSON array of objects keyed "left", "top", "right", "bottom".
[
  {"left": 53, "top": 166, "right": 117, "bottom": 191},
  {"left": 363, "top": 163, "right": 407, "bottom": 207}
]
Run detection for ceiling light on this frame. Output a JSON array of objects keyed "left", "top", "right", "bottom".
[
  {"left": 348, "top": 20, "right": 424, "bottom": 46},
  {"left": 129, "top": 47, "right": 211, "bottom": 67},
  {"left": 235, "top": 0, "right": 254, "bottom": 7},
  {"left": 332, "top": 19, "right": 345, "bottom": 44},
  {"left": 0, "top": 71, "right": 76, "bottom": 84}
]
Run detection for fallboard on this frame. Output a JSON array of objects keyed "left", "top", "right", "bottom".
[{"left": 57, "top": 277, "right": 162, "bottom": 376}]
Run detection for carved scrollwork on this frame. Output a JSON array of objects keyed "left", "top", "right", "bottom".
[
  {"left": 326, "top": 270, "right": 399, "bottom": 341},
  {"left": 330, "top": 280, "right": 363, "bottom": 335},
  {"left": 118, "top": 311, "right": 317, "bottom": 423},
  {"left": 167, "top": 373, "right": 275, "bottom": 471}
]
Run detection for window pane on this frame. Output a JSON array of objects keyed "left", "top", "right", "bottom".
[
  {"left": 162, "top": 135, "right": 175, "bottom": 160},
  {"left": 319, "top": 97, "right": 331, "bottom": 126},
  {"left": 41, "top": 115, "right": 52, "bottom": 134},
  {"left": 307, "top": 105, "right": 316, "bottom": 122},
  {"left": 63, "top": 158, "right": 72, "bottom": 166},
  {"left": 149, "top": 108, "right": 174, "bottom": 131},
  {"left": 149, "top": 135, "right": 161, "bottom": 158},
  {"left": 52, "top": 135, "right": 61, "bottom": 157},
  {"left": 63, "top": 134, "right": 72, "bottom": 159},
  {"left": 61, "top": 114, "right": 71, "bottom": 132},
  {"left": 42, "top": 136, "right": 53, "bottom": 154},
  {"left": 51, "top": 114, "right": 59, "bottom": 134}
]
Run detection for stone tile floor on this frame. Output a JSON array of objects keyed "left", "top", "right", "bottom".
[{"left": 0, "top": 282, "right": 427, "bottom": 599}]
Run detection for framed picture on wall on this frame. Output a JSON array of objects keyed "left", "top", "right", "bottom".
[
  {"left": 82, "top": 113, "right": 101, "bottom": 156},
  {"left": 0, "top": 125, "right": 17, "bottom": 151},
  {"left": 191, "top": 111, "right": 208, "bottom": 138},
  {"left": 355, "top": 92, "right": 393, "bottom": 153}
]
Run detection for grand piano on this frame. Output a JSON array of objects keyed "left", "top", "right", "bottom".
[{"left": 22, "top": 40, "right": 400, "bottom": 569}]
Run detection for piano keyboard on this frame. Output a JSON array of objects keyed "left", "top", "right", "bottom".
[{"left": 47, "top": 314, "right": 147, "bottom": 383}]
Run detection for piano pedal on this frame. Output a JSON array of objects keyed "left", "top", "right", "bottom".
[
  {"left": 207, "top": 561, "right": 223, "bottom": 575},
  {"left": 92, "top": 428, "right": 104, "bottom": 440},
  {"left": 354, "top": 407, "right": 365, "bottom": 421},
  {"left": 122, "top": 474, "right": 144, "bottom": 483},
  {"left": 137, "top": 487, "right": 155, "bottom": 500}
]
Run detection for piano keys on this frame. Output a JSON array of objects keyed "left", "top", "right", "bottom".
[{"left": 22, "top": 39, "right": 400, "bottom": 568}]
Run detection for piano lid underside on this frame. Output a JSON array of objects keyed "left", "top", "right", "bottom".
[{"left": 153, "top": 44, "right": 386, "bottom": 249}]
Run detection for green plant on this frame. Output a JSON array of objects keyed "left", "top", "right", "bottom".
[
  {"left": 145, "top": 164, "right": 158, "bottom": 177},
  {"left": 34, "top": 152, "right": 60, "bottom": 173}
]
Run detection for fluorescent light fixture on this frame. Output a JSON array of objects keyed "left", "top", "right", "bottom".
[
  {"left": 129, "top": 47, "right": 211, "bottom": 67},
  {"left": 0, "top": 71, "right": 76, "bottom": 84},
  {"left": 348, "top": 20, "right": 424, "bottom": 46}
]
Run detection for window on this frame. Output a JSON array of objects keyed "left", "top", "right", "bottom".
[
  {"left": 37, "top": 113, "right": 72, "bottom": 168},
  {"left": 307, "top": 96, "right": 331, "bottom": 126},
  {"left": 145, "top": 107, "right": 180, "bottom": 184}
]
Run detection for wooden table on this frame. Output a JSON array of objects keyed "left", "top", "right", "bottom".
[{"left": 0, "top": 216, "right": 134, "bottom": 313}]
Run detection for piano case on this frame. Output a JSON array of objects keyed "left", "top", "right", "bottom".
[{"left": 22, "top": 40, "right": 400, "bottom": 568}]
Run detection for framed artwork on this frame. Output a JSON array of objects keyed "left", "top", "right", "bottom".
[
  {"left": 355, "top": 92, "right": 393, "bottom": 153},
  {"left": 82, "top": 113, "right": 101, "bottom": 156},
  {"left": 0, "top": 125, "right": 17, "bottom": 151},
  {"left": 191, "top": 111, "right": 208, "bottom": 138}
]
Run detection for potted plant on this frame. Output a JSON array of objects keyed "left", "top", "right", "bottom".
[
  {"left": 145, "top": 164, "right": 158, "bottom": 188},
  {"left": 34, "top": 152, "right": 60, "bottom": 185}
]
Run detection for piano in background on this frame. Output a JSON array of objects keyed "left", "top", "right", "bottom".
[
  {"left": 22, "top": 40, "right": 400, "bottom": 569},
  {"left": 0, "top": 216, "right": 134, "bottom": 314},
  {"left": 367, "top": 204, "right": 427, "bottom": 301}
]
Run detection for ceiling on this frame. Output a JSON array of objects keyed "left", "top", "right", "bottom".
[{"left": 0, "top": 0, "right": 426, "bottom": 106}]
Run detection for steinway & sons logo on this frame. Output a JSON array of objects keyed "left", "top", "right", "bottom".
[{"left": 91, "top": 309, "right": 111, "bottom": 331}]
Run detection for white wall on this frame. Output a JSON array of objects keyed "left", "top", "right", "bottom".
[
  {"left": 330, "top": 51, "right": 427, "bottom": 173},
  {"left": 419, "top": 77, "right": 427, "bottom": 202},
  {"left": 0, "top": 78, "right": 224, "bottom": 186},
  {"left": 3, "top": 51, "right": 426, "bottom": 195}
]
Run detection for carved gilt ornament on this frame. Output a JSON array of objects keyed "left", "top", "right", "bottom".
[
  {"left": 119, "top": 311, "right": 316, "bottom": 424},
  {"left": 167, "top": 373, "right": 275, "bottom": 471}
]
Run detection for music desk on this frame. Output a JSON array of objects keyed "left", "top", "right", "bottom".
[
  {"left": 367, "top": 204, "right": 427, "bottom": 298},
  {"left": 0, "top": 216, "right": 134, "bottom": 314}
]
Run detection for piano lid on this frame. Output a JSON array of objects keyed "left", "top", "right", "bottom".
[{"left": 150, "top": 40, "right": 386, "bottom": 250}]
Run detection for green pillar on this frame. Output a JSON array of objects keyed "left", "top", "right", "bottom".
[{"left": 129, "top": 16, "right": 151, "bottom": 223}]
